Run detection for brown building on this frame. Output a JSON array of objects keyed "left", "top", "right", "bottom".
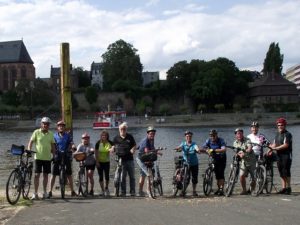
[
  {"left": 50, "top": 65, "right": 78, "bottom": 92},
  {"left": 249, "top": 72, "right": 299, "bottom": 112},
  {"left": 0, "top": 40, "right": 35, "bottom": 92}
]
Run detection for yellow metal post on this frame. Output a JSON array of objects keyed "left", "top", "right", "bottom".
[{"left": 60, "top": 43, "right": 73, "bottom": 132}]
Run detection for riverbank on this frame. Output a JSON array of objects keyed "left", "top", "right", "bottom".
[{"left": 2, "top": 112, "right": 300, "bottom": 131}]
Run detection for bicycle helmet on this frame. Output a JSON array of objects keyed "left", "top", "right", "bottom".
[
  {"left": 251, "top": 121, "right": 259, "bottom": 127},
  {"left": 276, "top": 117, "right": 287, "bottom": 125},
  {"left": 147, "top": 126, "right": 156, "bottom": 133},
  {"left": 41, "top": 117, "right": 51, "bottom": 124},
  {"left": 234, "top": 128, "right": 243, "bottom": 134},
  {"left": 56, "top": 120, "right": 66, "bottom": 126},
  {"left": 81, "top": 132, "right": 90, "bottom": 139},
  {"left": 209, "top": 129, "right": 218, "bottom": 136},
  {"left": 184, "top": 130, "right": 193, "bottom": 136}
]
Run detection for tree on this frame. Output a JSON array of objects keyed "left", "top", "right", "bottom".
[
  {"left": 75, "top": 67, "right": 91, "bottom": 88},
  {"left": 263, "top": 42, "right": 284, "bottom": 74},
  {"left": 101, "top": 39, "right": 143, "bottom": 90},
  {"left": 85, "top": 86, "right": 98, "bottom": 105},
  {"left": 1, "top": 90, "right": 20, "bottom": 107}
]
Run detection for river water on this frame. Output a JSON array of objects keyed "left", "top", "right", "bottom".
[{"left": 0, "top": 125, "right": 299, "bottom": 194}]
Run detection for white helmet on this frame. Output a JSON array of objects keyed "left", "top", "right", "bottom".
[{"left": 41, "top": 117, "right": 51, "bottom": 123}]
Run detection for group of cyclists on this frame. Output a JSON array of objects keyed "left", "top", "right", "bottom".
[{"left": 27, "top": 116, "right": 293, "bottom": 199}]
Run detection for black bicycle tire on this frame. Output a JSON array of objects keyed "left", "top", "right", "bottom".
[
  {"left": 203, "top": 167, "right": 213, "bottom": 196},
  {"left": 79, "top": 168, "right": 87, "bottom": 197},
  {"left": 114, "top": 168, "right": 121, "bottom": 197},
  {"left": 257, "top": 165, "right": 266, "bottom": 194},
  {"left": 265, "top": 164, "right": 273, "bottom": 193},
  {"left": 225, "top": 165, "right": 238, "bottom": 197},
  {"left": 6, "top": 169, "right": 22, "bottom": 205},
  {"left": 172, "top": 169, "right": 180, "bottom": 197},
  {"left": 22, "top": 167, "right": 32, "bottom": 199},
  {"left": 148, "top": 167, "right": 156, "bottom": 199},
  {"left": 155, "top": 167, "right": 163, "bottom": 196},
  {"left": 182, "top": 166, "right": 189, "bottom": 197},
  {"left": 59, "top": 166, "right": 66, "bottom": 199}
]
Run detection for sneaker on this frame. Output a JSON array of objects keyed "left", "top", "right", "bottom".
[
  {"left": 99, "top": 191, "right": 105, "bottom": 196},
  {"left": 285, "top": 187, "right": 292, "bottom": 195},
  {"left": 139, "top": 191, "right": 146, "bottom": 197},
  {"left": 105, "top": 189, "right": 110, "bottom": 197},
  {"left": 218, "top": 190, "right": 224, "bottom": 196},
  {"left": 130, "top": 193, "right": 136, "bottom": 197},
  {"left": 277, "top": 188, "right": 287, "bottom": 194},
  {"left": 192, "top": 191, "right": 198, "bottom": 197},
  {"left": 120, "top": 193, "right": 126, "bottom": 197},
  {"left": 89, "top": 190, "right": 94, "bottom": 196},
  {"left": 43, "top": 192, "right": 49, "bottom": 199},
  {"left": 48, "top": 191, "right": 52, "bottom": 198},
  {"left": 214, "top": 189, "right": 220, "bottom": 195},
  {"left": 71, "top": 191, "right": 77, "bottom": 197},
  {"left": 240, "top": 190, "right": 248, "bottom": 195},
  {"left": 31, "top": 193, "right": 39, "bottom": 200}
]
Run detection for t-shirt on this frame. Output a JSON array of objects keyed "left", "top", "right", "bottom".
[
  {"left": 113, "top": 133, "right": 136, "bottom": 161},
  {"left": 203, "top": 137, "right": 226, "bottom": 158},
  {"left": 274, "top": 130, "right": 292, "bottom": 156},
  {"left": 179, "top": 141, "right": 199, "bottom": 166},
  {"left": 77, "top": 143, "right": 95, "bottom": 165},
  {"left": 54, "top": 132, "right": 73, "bottom": 160},
  {"left": 233, "top": 137, "right": 256, "bottom": 167},
  {"left": 138, "top": 137, "right": 155, "bottom": 158},
  {"left": 30, "top": 128, "right": 55, "bottom": 161},
  {"left": 95, "top": 140, "right": 112, "bottom": 163},
  {"left": 247, "top": 133, "right": 270, "bottom": 156}
]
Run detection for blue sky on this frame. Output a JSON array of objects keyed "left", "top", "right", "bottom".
[{"left": 0, "top": 0, "right": 299, "bottom": 79}]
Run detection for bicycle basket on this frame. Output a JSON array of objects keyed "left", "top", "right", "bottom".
[
  {"left": 73, "top": 152, "right": 86, "bottom": 162},
  {"left": 174, "top": 156, "right": 183, "bottom": 168},
  {"left": 11, "top": 144, "right": 25, "bottom": 156},
  {"left": 140, "top": 152, "right": 157, "bottom": 162}
]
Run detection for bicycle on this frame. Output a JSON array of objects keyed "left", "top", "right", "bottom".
[
  {"left": 224, "top": 146, "right": 241, "bottom": 197},
  {"left": 114, "top": 155, "right": 122, "bottom": 197},
  {"left": 73, "top": 152, "right": 88, "bottom": 197},
  {"left": 6, "top": 144, "right": 35, "bottom": 205},
  {"left": 202, "top": 151, "right": 215, "bottom": 196},
  {"left": 56, "top": 150, "right": 72, "bottom": 199},
  {"left": 172, "top": 149, "right": 190, "bottom": 197},
  {"left": 249, "top": 153, "right": 266, "bottom": 196},
  {"left": 140, "top": 147, "right": 164, "bottom": 199}
]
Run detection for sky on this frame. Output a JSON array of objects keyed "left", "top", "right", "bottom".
[{"left": 0, "top": 0, "right": 299, "bottom": 79}]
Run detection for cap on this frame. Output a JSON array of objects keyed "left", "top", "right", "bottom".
[
  {"left": 184, "top": 130, "right": 193, "bottom": 136},
  {"left": 234, "top": 128, "right": 243, "bottom": 134},
  {"left": 251, "top": 121, "right": 259, "bottom": 127},
  {"left": 81, "top": 132, "right": 90, "bottom": 139},
  {"left": 41, "top": 117, "right": 51, "bottom": 123},
  {"left": 57, "top": 120, "right": 66, "bottom": 126},
  {"left": 147, "top": 126, "right": 156, "bottom": 133},
  {"left": 209, "top": 129, "right": 218, "bottom": 136},
  {"left": 276, "top": 117, "right": 287, "bottom": 125}
]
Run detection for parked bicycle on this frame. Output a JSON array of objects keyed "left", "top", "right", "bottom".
[
  {"left": 202, "top": 151, "right": 215, "bottom": 196},
  {"left": 224, "top": 146, "right": 241, "bottom": 197},
  {"left": 73, "top": 152, "right": 88, "bottom": 197},
  {"left": 6, "top": 144, "right": 35, "bottom": 205},
  {"left": 172, "top": 149, "right": 190, "bottom": 197},
  {"left": 114, "top": 155, "right": 122, "bottom": 197},
  {"left": 140, "top": 147, "right": 164, "bottom": 199}
]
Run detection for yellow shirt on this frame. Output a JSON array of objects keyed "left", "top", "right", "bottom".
[{"left": 98, "top": 142, "right": 111, "bottom": 163}]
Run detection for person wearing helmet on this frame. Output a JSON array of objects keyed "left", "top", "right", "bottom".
[
  {"left": 111, "top": 122, "right": 137, "bottom": 196},
  {"left": 75, "top": 132, "right": 96, "bottom": 195},
  {"left": 270, "top": 117, "right": 293, "bottom": 194},
  {"left": 175, "top": 130, "right": 201, "bottom": 196},
  {"left": 48, "top": 120, "right": 77, "bottom": 198},
  {"left": 27, "top": 116, "right": 55, "bottom": 200},
  {"left": 202, "top": 129, "right": 227, "bottom": 196},
  {"left": 233, "top": 128, "right": 256, "bottom": 195},
  {"left": 136, "top": 126, "right": 161, "bottom": 197},
  {"left": 247, "top": 122, "right": 270, "bottom": 158}
]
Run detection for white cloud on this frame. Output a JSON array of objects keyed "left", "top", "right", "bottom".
[{"left": 0, "top": 0, "right": 299, "bottom": 78}]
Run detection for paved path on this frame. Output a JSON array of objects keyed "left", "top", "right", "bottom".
[{"left": 5, "top": 193, "right": 300, "bottom": 225}]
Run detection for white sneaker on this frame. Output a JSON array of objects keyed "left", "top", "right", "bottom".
[
  {"left": 105, "top": 189, "right": 110, "bottom": 196},
  {"left": 31, "top": 193, "right": 39, "bottom": 200},
  {"left": 43, "top": 192, "right": 49, "bottom": 199},
  {"left": 99, "top": 191, "right": 105, "bottom": 196}
]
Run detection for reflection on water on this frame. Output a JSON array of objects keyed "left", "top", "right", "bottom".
[{"left": 0, "top": 125, "right": 299, "bottom": 194}]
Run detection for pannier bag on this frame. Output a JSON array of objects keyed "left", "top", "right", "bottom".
[
  {"left": 140, "top": 152, "right": 157, "bottom": 162},
  {"left": 11, "top": 144, "right": 25, "bottom": 156}
]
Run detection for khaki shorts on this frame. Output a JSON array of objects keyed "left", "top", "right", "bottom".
[{"left": 239, "top": 161, "right": 256, "bottom": 179}]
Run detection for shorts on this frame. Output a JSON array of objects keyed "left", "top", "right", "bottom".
[
  {"left": 214, "top": 156, "right": 226, "bottom": 180},
  {"left": 86, "top": 164, "right": 96, "bottom": 171},
  {"left": 239, "top": 161, "right": 255, "bottom": 180},
  {"left": 35, "top": 160, "right": 51, "bottom": 174},
  {"left": 277, "top": 154, "right": 292, "bottom": 177},
  {"left": 189, "top": 164, "right": 199, "bottom": 184},
  {"left": 52, "top": 159, "right": 72, "bottom": 176},
  {"left": 96, "top": 162, "right": 110, "bottom": 182}
]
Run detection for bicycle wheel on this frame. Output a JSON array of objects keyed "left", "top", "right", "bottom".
[
  {"left": 6, "top": 170, "right": 22, "bottom": 205},
  {"left": 256, "top": 165, "right": 266, "bottom": 194},
  {"left": 203, "top": 167, "right": 213, "bottom": 196},
  {"left": 172, "top": 169, "right": 180, "bottom": 197},
  {"left": 265, "top": 164, "right": 273, "bottom": 194},
  {"left": 182, "top": 166, "right": 189, "bottom": 197},
  {"left": 225, "top": 165, "right": 238, "bottom": 197},
  {"left": 114, "top": 168, "right": 121, "bottom": 197},
  {"left": 78, "top": 168, "right": 87, "bottom": 197},
  {"left": 155, "top": 167, "right": 163, "bottom": 196},
  {"left": 22, "top": 167, "right": 32, "bottom": 199},
  {"left": 59, "top": 166, "right": 66, "bottom": 199},
  {"left": 148, "top": 167, "right": 156, "bottom": 199}
]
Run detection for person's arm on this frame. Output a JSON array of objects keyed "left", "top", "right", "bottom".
[
  {"left": 130, "top": 145, "right": 136, "bottom": 154},
  {"left": 95, "top": 141, "right": 99, "bottom": 165},
  {"left": 27, "top": 139, "right": 33, "bottom": 151},
  {"left": 273, "top": 134, "right": 290, "bottom": 152}
]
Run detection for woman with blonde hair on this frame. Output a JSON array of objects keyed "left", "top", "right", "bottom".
[{"left": 95, "top": 130, "right": 113, "bottom": 196}]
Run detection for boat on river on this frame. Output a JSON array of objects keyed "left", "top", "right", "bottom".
[{"left": 93, "top": 111, "right": 126, "bottom": 129}]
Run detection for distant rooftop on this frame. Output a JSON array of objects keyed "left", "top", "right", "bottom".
[{"left": 0, "top": 40, "right": 34, "bottom": 64}]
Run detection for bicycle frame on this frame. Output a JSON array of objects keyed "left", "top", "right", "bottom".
[
  {"left": 114, "top": 156, "right": 123, "bottom": 197},
  {"left": 203, "top": 153, "right": 215, "bottom": 196}
]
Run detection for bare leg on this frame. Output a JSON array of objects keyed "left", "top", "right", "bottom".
[
  {"left": 34, "top": 173, "right": 40, "bottom": 194},
  {"left": 49, "top": 175, "right": 56, "bottom": 192},
  {"left": 43, "top": 173, "right": 48, "bottom": 193}
]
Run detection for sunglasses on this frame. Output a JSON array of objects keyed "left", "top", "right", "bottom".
[{"left": 277, "top": 124, "right": 284, "bottom": 127}]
